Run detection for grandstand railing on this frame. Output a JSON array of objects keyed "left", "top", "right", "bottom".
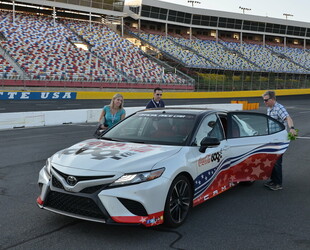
[{"left": 0, "top": 79, "right": 194, "bottom": 90}]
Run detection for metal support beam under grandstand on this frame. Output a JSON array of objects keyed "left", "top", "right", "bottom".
[
  {"left": 12, "top": 0, "right": 15, "bottom": 24},
  {"left": 89, "top": 12, "right": 92, "bottom": 30},
  {"left": 263, "top": 34, "right": 266, "bottom": 46},
  {"left": 53, "top": 6, "right": 56, "bottom": 27},
  {"left": 121, "top": 17, "right": 124, "bottom": 37}
]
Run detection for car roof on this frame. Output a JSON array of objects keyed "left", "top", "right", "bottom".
[{"left": 140, "top": 107, "right": 217, "bottom": 115}]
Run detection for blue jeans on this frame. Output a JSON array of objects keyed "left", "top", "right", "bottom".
[{"left": 271, "top": 155, "right": 283, "bottom": 185}]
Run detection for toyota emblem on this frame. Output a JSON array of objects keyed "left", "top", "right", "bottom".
[{"left": 67, "top": 176, "right": 77, "bottom": 186}]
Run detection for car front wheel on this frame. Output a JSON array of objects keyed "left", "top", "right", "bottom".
[{"left": 164, "top": 175, "right": 193, "bottom": 228}]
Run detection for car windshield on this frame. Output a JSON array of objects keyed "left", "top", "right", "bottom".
[{"left": 101, "top": 111, "right": 196, "bottom": 146}]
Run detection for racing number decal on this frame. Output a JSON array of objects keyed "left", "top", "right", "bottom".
[
  {"left": 62, "top": 148, "right": 136, "bottom": 160},
  {"left": 91, "top": 149, "right": 136, "bottom": 160}
]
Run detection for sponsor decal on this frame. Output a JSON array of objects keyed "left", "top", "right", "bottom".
[
  {"left": 198, "top": 150, "right": 223, "bottom": 167},
  {"left": 198, "top": 155, "right": 211, "bottom": 167},
  {"left": 202, "top": 182, "right": 235, "bottom": 201},
  {"left": 0, "top": 92, "right": 76, "bottom": 100},
  {"left": 60, "top": 141, "right": 161, "bottom": 160},
  {"left": 112, "top": 212, "right": 164, "bottom": 227},
  {"left": 138, "top": 113, "right": 195, "bottom": 119}
]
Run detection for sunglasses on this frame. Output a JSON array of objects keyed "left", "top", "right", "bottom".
[
  {"left": 263, "top": 98, "right": 271, "bottom": 102},
  {"left": 156, "top": 94, "right": 162, "bottom": 96}
]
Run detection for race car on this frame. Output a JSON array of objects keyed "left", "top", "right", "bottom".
[{"left": 37, "top": 108, "right": 289, "bottom": 227}]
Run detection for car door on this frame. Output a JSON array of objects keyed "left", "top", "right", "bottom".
[
  {"left": 224, "top": 111, "right": 289, "bottom": 183},
  {"left": 188, "top": 113, "right": 232, "bottom": 206}
]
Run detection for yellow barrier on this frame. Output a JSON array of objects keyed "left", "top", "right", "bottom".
[{"left": 231, "top": 101, "right": 259, "bottom": 110}]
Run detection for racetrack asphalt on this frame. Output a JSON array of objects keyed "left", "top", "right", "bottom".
[
  {"left": 0, "top": 95, "right": 309, "bottom": 250},
  {"left": 0, "top": 95, "right": 308, "bottom": 113}
]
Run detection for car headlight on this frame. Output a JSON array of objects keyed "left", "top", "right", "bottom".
[
  {"left": 44, "top": 158, "right": 52, "bottom": 177},
  {"left": 110, "top": 168, "right": 165, "bottom": 187}
]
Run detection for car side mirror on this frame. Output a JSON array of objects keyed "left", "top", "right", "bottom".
[{"left": 199, "top": 137, "right": 220, "bottom": 153}]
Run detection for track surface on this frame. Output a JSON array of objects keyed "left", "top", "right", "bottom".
[
  {"left": 0, "top": 96, "right": 310, "bottom": 250},
  {"left": 0, "top": 96, "right": 304, "bottom": 113}
]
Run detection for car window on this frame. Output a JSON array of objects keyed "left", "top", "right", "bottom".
[
  {"left": 102, "top": 112, "right": 196, "bottom": 146},
  {"left": 228, "top": 113, "right": 284, "bottom": 138},
  {"left": 193, "top": 113, "right": 224, "bottom": 146}
]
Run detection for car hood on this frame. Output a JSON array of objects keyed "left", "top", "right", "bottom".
[{"left": 51, "top": 139, "right": 181, "bottom": 174}]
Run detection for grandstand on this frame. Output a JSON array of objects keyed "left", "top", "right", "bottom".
[{"left": 0, "top": 0, "right": 310, "bottom": 90}]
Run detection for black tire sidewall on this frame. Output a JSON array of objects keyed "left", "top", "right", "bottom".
[{"left": 163, "top": 175, "right": 193, "bottom": 228}]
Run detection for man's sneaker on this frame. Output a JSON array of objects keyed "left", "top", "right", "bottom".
[
  {"left": 264, "top": 181, "right": 274, "bottom": 188},
  {"left": 268, "top": 183, "right": 283, "bottom": 191}
]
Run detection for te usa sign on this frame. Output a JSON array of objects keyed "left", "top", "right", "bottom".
[{"left": 0, "top": 92, "right": 76, "bottom": 100}]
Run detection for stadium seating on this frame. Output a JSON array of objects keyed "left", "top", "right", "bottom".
[
  {"left": 131, "top": 31, "right": 217, "bottom": 68},
  {"left": 222, "top": 41, "right": 308, "bottom": 73},
  {"left": 266, "top": 45, "right": 310, "bottom": 70},
  {"left": 170, "top": 37, "right": 259, "bottom": 71},
  {"left": 62, "top": 19, "right": 186, "bottom": 84},
  {"left": 0, "top": 11, "right": 123, "bottom": 82},
  {"left": 0, "top": 54, "right": 18, "bottom": 78},
  {"left": 1, "top": 9, "right": 310, "bottom": 89}
]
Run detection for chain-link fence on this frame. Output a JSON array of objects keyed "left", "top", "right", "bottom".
[{"left": 187, "top": 69, "right": 310, "bottom": 91}]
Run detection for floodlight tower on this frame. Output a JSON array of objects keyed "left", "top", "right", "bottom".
[
  {"left": 239, "top": 6, "right": 251, "bottom": 14},
  {"left": 188, "top": 0, "right": 201, "bottom": 7},
  {"left": 283, "top": 13, "right": 293, "bottom": 20}
]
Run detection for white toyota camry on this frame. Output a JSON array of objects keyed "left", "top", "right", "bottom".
[{"left": 37, "top": 108, "right": 289, "bottom": 227}]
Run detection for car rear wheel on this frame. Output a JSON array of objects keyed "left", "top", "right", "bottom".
[{"left": 164, "top": 175, "right": 193, "bottom": 228}]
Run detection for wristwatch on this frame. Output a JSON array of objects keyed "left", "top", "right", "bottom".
[{"left": 290, "top": 126, "right": 295, "bottom": 129}]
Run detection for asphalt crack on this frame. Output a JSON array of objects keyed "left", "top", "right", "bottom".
[
  {"left": 152, "top": 227, "right": 184, "bottom": 250},
  {"left": 2, "top": 220, "right": 80, "bottom": 250}
]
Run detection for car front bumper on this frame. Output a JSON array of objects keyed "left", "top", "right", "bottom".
[{"left": 37, "top": 167, "right": 171, "bottom": 227}]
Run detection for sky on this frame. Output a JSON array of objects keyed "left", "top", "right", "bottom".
[{"left": 160, "top": 0, "right": 309, "bottom": 23}]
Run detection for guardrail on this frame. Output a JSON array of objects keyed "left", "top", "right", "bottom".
[{"left": 0, "top": 104, "right": 243, "bottom": 130}]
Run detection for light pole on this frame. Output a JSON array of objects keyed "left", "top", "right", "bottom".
[
  {"left": 283, "top": 13, "right": 293, "bottom": 20},
  {"left": 188, "top": 0, "right": 201, "bottom": 7},
  {"left": 239, "top": 6, "right": 251, "bottom": 14}
]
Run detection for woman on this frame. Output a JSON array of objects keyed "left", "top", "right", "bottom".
[{"left": 98, "top": 93, "right": 126, "bottom": 129}]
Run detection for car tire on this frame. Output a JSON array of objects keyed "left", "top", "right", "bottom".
[{"left": 164, "top": 175, "right": 193, "bottom": 228}]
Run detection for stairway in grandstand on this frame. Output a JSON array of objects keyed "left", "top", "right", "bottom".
[
  {"left": 0, "top": 44, "right": 28, "bottom": 79},
  {"left": 123, "top": 28, "right": 194, "bottom": 83},
  {"left": 218, "top": 40, "right": 264, "bottom": 71},
  {"left": 266, "top": 45, "right": 310, "bottom": 71},
  {"left": 61, "top": 20, "right": 132, "bottom": 82},
  {"left": 168, "top": 36, "right": 222, "bottom": 69},
  {"left": 127, "top": 29, "right": 214, "bottom": 69},
  {"left": 61, "top": 19, "right": 188, "bottom": 84},
  {"left": 0, "top": 10, "right": 188, "bottom": 85}
]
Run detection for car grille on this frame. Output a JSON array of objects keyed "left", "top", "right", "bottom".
[
  {"left": 118, "top": 198, "right": 148, "bottom": 216},
  {"left": 52, "top": 167, "right": 114, "bottom": 182},
  {"left": 51, "top": 175, "right": 107, "bottom": 194},
  {"left": 45, "top": 191, "right": 107, "bottom": 219},
  {"left": 52, "top": 176, "right": 64, "bottom": 189},
  {"left": 80, "top": 185, "right": 107, "bottom": 194}
]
